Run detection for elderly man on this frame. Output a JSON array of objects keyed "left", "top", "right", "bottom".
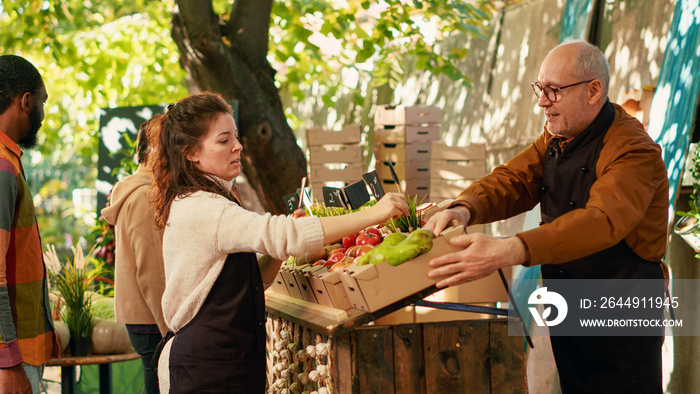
[
  {"left": 425, "top": 41, "right": 668, "bottom": 393},
  {"left": 0, "top": 55, "right": 59, "bottom": 393}
]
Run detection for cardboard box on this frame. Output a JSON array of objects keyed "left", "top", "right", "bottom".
[
  {"left": 338, "top": 226, "right": 467, "bottom": 312},
  {"left": 309, "top": 162, "right": 364, "bottom": 183},
  {"left": 307, "top": 270, "right": 335, "bottom": 308},
  {"left": 375, "top": 105, "right": 442, "bottom": 126},
  {"left": 375, "top": 125, "right": 440, "bottom": 144},
  {"left": 291, "top": 266, "right": 321, "bottom": 303},
  {"left": 430, "top": 141, "right": 486, "bottom": 161},
  {"left": 430, "top": 160, "right": 486, "bottom": 180},
  {"left": 320, "top": 271, "right": 352, "bottom": 310},
  {"left": 309, "top": 144, "right": 362, "bottom": 165},
  {"left": 306, "top": 124, "right": 362, "bottom": 146},
  {"left": 279, "top": 268, "right": 304, "bottom": 300},
  {"left": 266, "top": 271, "right": 290, "bottom": 296}
]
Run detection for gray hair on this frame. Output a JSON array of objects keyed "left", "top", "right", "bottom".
[{"left": 556, "top": 40, "right": 610, "bottom": 97}]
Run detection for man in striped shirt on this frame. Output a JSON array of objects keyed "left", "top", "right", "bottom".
[{"left": 0, "top": 55, "right": 58, "bottom": 393}]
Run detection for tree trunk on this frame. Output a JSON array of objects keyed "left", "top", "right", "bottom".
[{"left": 171, "top": 0, "right": 306, "bottom": 214}]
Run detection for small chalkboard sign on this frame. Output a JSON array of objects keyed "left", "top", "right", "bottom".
[
  {"left": 362, "top": 170, "right": 385, "bottom": 199},
  {"left": 283, "top": 193, "right": 300, "bottom": 214},
  {"left": 343, "top": 180, "right": 371, "bottom": 210},
  {"left": 322, "top": 186, "right": 346, "bottom": 208}
]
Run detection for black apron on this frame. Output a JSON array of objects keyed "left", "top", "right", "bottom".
[
  {"left": 539, "top": 101, "right": 664, "bottom": 394},
  {"left": 164, "top": 252, "right": 267, "bottom": 393}
]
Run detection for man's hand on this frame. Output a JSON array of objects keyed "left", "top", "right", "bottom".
[
  {"left": 423, "top": 206, "right": 471, "bottom": 236},
  {"left": 428, "top": 234, "right": 527, "bottom": 288},
  {"left": 0, "top": 365, "right": 32, "bottom": 394}
]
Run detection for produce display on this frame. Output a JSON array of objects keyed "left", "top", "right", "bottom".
[
  {"left": 270, "top": 198, "right": 449, "bottom": 312},
  {"left": 283, "top": 226, "right": 434, "bottom": 273}
]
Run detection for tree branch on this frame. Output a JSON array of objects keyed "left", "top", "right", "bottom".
[
  {"left": 174, "top": 0, "right": 222, "bottom": 60},
  {"left": 226, "top": 0, "right": 273, "bottom": 66}
]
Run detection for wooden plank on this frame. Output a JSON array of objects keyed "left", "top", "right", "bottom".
[
  {"left": 392, "top": 324, "right": 426, "bottom": 394},
  {"left": 489, "top": 319, "right": 527, "bottom": 394},
  {"left": 357, "top": 326, "right": 395, "bottom": 394},
  {"left": 423, "top": 321, "right": 490, "bottom": 394},
  {"left": 265, "top": 291, "right": 350, "bottom": 322},
  {"left": 332, "top": 332, "right": 354, "bottom": 394}
]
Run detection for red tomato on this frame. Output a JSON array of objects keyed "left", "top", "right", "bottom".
[
  {"left": 323, "top": 259, "right": 336, "bottom": 268},
  {"left": 342, "top": 234, "right": 358, "bottom": 249},
  {"left": 313, "top": 259, "right": 326, "bottom": 266},
  {"left": 328, "top": 252, "right": 348, "bottom": 263},
  {"left": 364, "top": 227, "right": 382, "bottom": 239},
  {"left": 328, "top": 248, "right": 346, "bottom": 259},
  {"left": 356, "top": 232, "right": 381, "bottom": 246}
]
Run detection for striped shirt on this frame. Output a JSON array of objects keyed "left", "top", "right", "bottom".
[{"left": 0, "top": 130, "right": 57, "bottom": 367}]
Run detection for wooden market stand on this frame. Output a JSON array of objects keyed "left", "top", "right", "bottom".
[{"left": 264, "top": 284, "right": 528, "bottom": 393}]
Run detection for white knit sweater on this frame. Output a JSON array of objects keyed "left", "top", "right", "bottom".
[{"left": 158, "top": 183, "right": 324, "bottom": 392}]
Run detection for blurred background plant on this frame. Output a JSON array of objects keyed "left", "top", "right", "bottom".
[{"left": 45, "top": 243, "right": 110, "bottom": 341}]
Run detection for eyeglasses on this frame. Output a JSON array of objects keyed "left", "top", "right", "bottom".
[{"left": 531, "top": 80, "right": 593, "bottom": 102}]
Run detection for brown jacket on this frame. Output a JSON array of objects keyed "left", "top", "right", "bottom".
[
  {"left": 102, "top": 166, "right": 167, "bottom": 335},
  {"left": 455, "top": 104, "right": 668, "bottom": 266}
]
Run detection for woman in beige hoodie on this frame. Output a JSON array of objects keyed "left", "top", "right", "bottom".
[{"left": 101, "top": 116, "right": 166, "bottom": 394}]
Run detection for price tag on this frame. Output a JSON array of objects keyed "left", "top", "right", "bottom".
[
  {"left": 362, "top": 170, "right": 385, "bottom": 199},
  {"left": 343, "top": 180, "right": 371, "bottom": 210},
  {"left": 322, "top": 187, "right": 346, "bottom": 208},
  {"left": 282, "top": 193, "right": 300, "bottom": 214}
]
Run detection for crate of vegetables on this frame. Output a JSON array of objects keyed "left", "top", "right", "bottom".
[{"left": 338, "top": 226, "right": 467, "bottom": 313}]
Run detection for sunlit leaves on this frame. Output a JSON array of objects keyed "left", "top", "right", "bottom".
[{"left": 268, "top": 0, "right": 498, "bottom": 109}]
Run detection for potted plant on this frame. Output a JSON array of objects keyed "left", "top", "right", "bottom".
[
  {"left": 45, "top": 243, "right": 104, "bottom": 356},
  {"left": 675, "top": 146, "right": 700, "bottom": 256}
]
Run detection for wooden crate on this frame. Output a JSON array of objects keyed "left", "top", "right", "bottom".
[
  {"left": 309, "top": 163, "right": 364, "bottom": 184},
  {"left": 307, "top": 124, "right": 362, "bottom": 146},
  {"left": 264, "top": 300, "right": 527, "bottom": 394},
  {"left": 430, "top": 141, "right": 486, "bottom": 161},
  {"left": 375, "top": 105, "right": 442, "bottom": 126},
  {"left": 309, "top": 144, "right": 363, "bottom": 166},
  {"left": 375, "top": 125, "right": 441, "bottom": 144}
]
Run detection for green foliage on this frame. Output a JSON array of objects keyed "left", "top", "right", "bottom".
[
  {"left": 0, "top": 0, "right": 187, "bottom": 245},
  {"left": 269, "top": 0, "right": 499, "bottom": 105},
  {"left": 678, "top": 147, "right": 700, "bottom": 220},
  {"left": 0, "top": 0, "right": 504, "bottom": 245}
]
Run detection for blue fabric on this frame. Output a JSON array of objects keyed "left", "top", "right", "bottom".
[
  {"left": 646, "top": 0, "right": 700, "bottom": 220},
  {"left": 559, "top": 0, "right": 594, "bottom": 42}
]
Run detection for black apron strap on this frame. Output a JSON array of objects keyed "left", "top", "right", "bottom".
[{"left": 150, "top": 330, "right": 175, "bottom": 372}]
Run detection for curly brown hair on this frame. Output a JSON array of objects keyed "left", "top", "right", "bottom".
[{"left": 151, "top": 92, "right": 241, "bottom": 229}]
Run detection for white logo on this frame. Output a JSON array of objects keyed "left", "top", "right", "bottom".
[{"left": 528, "top": 287, "right": 568, "bottom": 327}]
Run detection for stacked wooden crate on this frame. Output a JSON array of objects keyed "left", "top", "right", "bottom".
[
  {"left": 429, "top": 141, "right": 487, "bottom": 203},
  {"left": 306, "top": 124, "right": 364, "bottom": 195},
  {"left": 373, "top": 105, "right": 442, "bottom": 201}
]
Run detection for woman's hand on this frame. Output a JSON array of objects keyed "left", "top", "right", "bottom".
[
  {"left": 370, "top": 193, "right": 409, "bottom": 222},
  {"left": 318, "top": 193, "right": 408, "bottom": 245}
]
